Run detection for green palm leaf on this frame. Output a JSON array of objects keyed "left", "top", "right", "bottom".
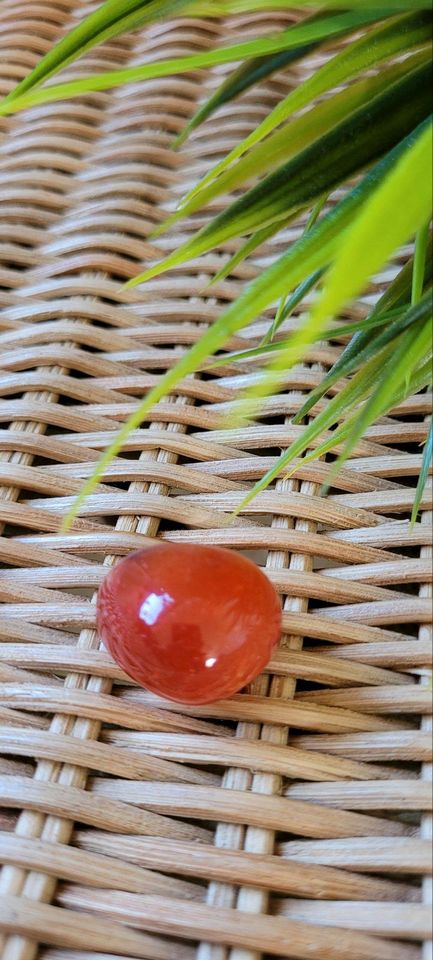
[
  {"left": 173, "top": 7, "right": 386, "bottom": 147},
  {"left": 208, "top": 218, "right": 295, "bottom": 288},
  {"left": 7, "top": 0, "right": 429, "bottom": 526},
  {"left": 237, "top": 341, "right": 401, "bottom": 506},
  {"left": 306, "top": 119, "right": 432, "bottom": 329},
  {"left": 60, "top": 126, "right": 424, "bottom": 530},
  {"left": 127, "top": 61, "right": 432, "bottom": 286},
  {"left": 332, "top": 314, "right": 432, "bottom": 468},
  {"left": 0, "top": 7, "right": 395, "bottom": 117},
  {"left": 239, "top": 119, "right": 432, "bottom": 416},
  {"left": 164, "top": 50, "right": 429, "bottom": 229},
  {"left": 206, "top": 304, "right": 407, "bottom": 370},
  {"left": 237, "top": 322, "right": 432, "bottom": 510},
  {"left": 1, "top": 0, "right": 204, "bottom": 107},
  {"left": 182, "top": 10, "right": 432, "bottom": 204},
  {"left": 221, "top": 0, "right": 431, "bottom": 10},
  {"left": 295, "top": 234, "right": 432, "bottom": 422},
  {"left": 412, "top": 220, "right": 431, "bottom": 304}
]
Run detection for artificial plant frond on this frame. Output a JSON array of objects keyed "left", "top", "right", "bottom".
[
  {"left": 331, "top": 312, "right": 432, "bottom": 470},
  {"left": 238, "top": 120, "right": 432, "bottom": 420},
  {"left": 4, "top": 0, "right": 430, "bottom": 527},
  {"left": 1, "top": 0, "right": 209, "bottom": 107},
  {"left": 60, "top": 120, "right": 432, "bottom": 530},
  {"left": 182, "top": 10, "right": 432, "bottom": 204},
  {"left": 236, "top": 312, "right": 432, "bottom": 511},
  {"left": 127, "top": 61, "right": 431, "bottom": 286},
  {"left": 207, "top": 219, "right": 293, "bottom": 288},
  {"left": 161, "top": 50, "right": 429, "bottom": 231},
  {"left": 0, "top": 6, "right": 391, "bottom": 117},
  {"left": 220, "top": 0, "right": 432, "bottom": 10},
  {"left": 412, "top": 221, "right": 431, "bottom": 304},
  {"left": 295, "top": 233, "right": 433, "bottom": 421},
  {"left": 205, "top": 305, "right": 407, "bottom": 373},
  {"left": 173, "top": 7, "right": 385, "bottom": 147}
]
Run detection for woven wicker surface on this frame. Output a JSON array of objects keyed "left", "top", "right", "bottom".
[{"left": 0, "top": 3, "right": 432, "bottom": 959}]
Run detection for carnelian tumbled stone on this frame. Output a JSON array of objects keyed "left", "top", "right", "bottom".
[{"left": 97, "top": 544, "right": 281, "bottom": 704}]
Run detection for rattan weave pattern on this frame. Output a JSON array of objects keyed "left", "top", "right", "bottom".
[{"left": 0, "top": 3, "right": 431, "bottom": 960}]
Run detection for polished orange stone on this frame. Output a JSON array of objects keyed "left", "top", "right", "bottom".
[{"left": 97, "top": 544, "right": 281, "bottom": 704}]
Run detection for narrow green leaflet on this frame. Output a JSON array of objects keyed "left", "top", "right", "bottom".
[
  {"left": 209, "top": 226, "right": 279, "bottom": 288},
  {"left": 305, "top": 119, "right": 433, "bottom": 332},
  {"left": 206, "top": 305, "right": 407, "bottom": 369},
  {"left": 296, "top": 232, "right": 432, "bottom": 420},
  {"left": 236, "top": 341, "right": 398, "bottom": 505},
  {"left": 331, "top": 315, "right": 432, "bottom": 470},
  {"left": 307, "top": 353, "right": 433, "bottom": 469},
  {"left": 208, "top": 214, "right": 296, "bottom": 287},
  {"left": 2, "top": 0, "right": 200, "bottom": 105},
  {"left": 60, "top": 134, "right": 415, "bottom": 529},
  {"left": 266, "top": 268, "right": 324, "bottom": 342},
  {"left": 208, "top": 184, "right": 325, "bottom": 292},
  {"left": 174, "top": 49, "right": 317, "bottom": 149},
  {"left": 183, "top": 10, "right": 432, "bottom": 203},
  {"left": 220, "top": 0, "right": 431, "bottom": 10},
  {"left": 375, "top": 231, "right": 432, "bottom": 315},
  {"left": 411, "top": 417, "right": 433, "bottom": 523},
  {"left": 0, "top": 7, "right": 389, "bottom": 116},
  {"left": 240, "top": 118, "right": 432, "bottom": 416},
  {"left": 265, "top": 195, "right": 328, "bottom": 342},
  {"left": 412, "top": 220, "right": 431, "bottom": 304},
  {"left": 173, "top": 7, "right": 383, "bottom": 147},
  {"left": 290, "top": 350, "right": 432, "bottom": 490},
  {"left": 236, "top": 324, "right": 432, "bottom": 510},
  {"left": 127, "top": 61, "right": 431, "bottom": 286},
  {"left": 171, "top": 51, "right": 427, "bottom": 224},
  {"left": 292, "top": 307, "right": 417, "bottom": 422}
]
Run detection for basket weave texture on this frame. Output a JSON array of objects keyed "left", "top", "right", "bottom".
[{"left": 0, "top": 3, "right": 432, "bottom": 959}]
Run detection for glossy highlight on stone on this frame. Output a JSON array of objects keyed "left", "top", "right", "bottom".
[{"left": 97, "top": 544, "right": 282, "bottom": 704}]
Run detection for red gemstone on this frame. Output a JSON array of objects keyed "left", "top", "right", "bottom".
[{"left": 97, "top": 544, "right": 281, "bottom": 704}]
